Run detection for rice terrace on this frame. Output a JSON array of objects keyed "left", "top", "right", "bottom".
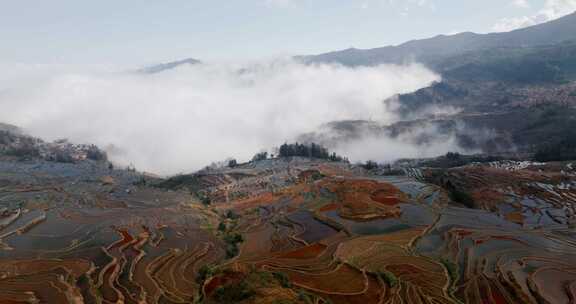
[
  {"left": 1, "top": 135, "right": 576, "bottom": 303},
  {"left": 3, "top": 1, "right": 576, "bottom": 303}
]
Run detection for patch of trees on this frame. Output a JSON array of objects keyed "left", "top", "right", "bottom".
[
  {"left": 278, "top": 142, "right": 348, "bottom": 162},
  {"left": 361, "top": 160, "right": 379, "bottom": 170},
  {"left": 227, "top": 159, "right": 238, "bottom": 168},
  {"left": 425, "top": 170, "right": 475, "bottom": 208},
  {"left": 213, "top": 280, "right": 255, "bottom": 303},
  {"left": 85, "top": 145, "right": 107, "bottom": 161},
  {"left": 0, "top": 132, "right": 41, "bottom": 160},
  {"left": 420, "top": 152, "right": 503, "bottom": 169},
  {"left": 155, "top": 174, "right": 207, "bottom": 196},
  {"left": 197, "top": 191, "right": 212, "bottom": 206},
  {"left": 4, "top": 143, "right": 41, "bottom": 160},
  {"left": 0, "top": 131, "right": 16, "bottom": 146},
  {"left": 251, "top": 151, "right": 268, "bottom": 162},
  {"left": 50, "top": 151, "right": 75, "bottom": 163},
  {"left": 223, "top": 233, "right": 243, "bottom": 259},
  {"left": 444, "top": 42, "right": 576, "bottom": 84},
  {"left": 534, "top": 138, "right": 576, "bottom": 162},
  {"left": 448, "top": 186, "right": 475, "bottom": 208},
  {"left": 532, "top": 111, "right": 576, "bottom": 162}
]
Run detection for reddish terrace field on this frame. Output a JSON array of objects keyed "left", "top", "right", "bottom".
[
  {"left": 1, "top": 158, "right": 576, "bottom": 303},
  {"left": 318, "top": 178, "right": 406, "bottom": 220}
]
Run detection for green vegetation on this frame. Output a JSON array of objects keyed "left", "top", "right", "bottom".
[
  {"left": 378, "top": 270, "right": 398, "bottom": 288},
  {"left": 227, "top": 159, "right": 238, "bottom": 168},
  {"left": 214, "top": 281, "right": 255, "bottom": 303},
  {"left": 278, "top": 142, "right": 348, "bottom": 162},
  {"left": 196, "top": 264, "right": 216, "bottom": 285},
  {"left": 444, "top": 42, "right": 576, "bottom": 84},
  {"left": 519, "top": 106, "right": 576, "bottom": 162},
  {"left": 155, "top": 174, "right": 201, "bottom": 191},
  {"left": 361, "top": 160, "right": 379, "bottom": 170},
  {"left": 251, "top": 151, "right": 268, "bottom": 162},
  {"left": 431, "top": 177, "right": 476, "bottom": 208},
  {"left": 0, "top": 131, "right": 40, "bottom": 160},
  {"left": 223, "top": 233, "right": 244, "bottom": 259},
  {"left": 272, "top": 271, "right": 292, "bottom": 288},
  {"left": 448, "top": 186, "right": 475, "bottom": 208},
  {"left": 421, "top": 153, "right": 503, "bottom": 169},
  {"left": 225, "top": 209, "right": 240, "bottom": 220},
  {"left": 297, "top": 290, "right": 315, "bottom": 304},
  {"left": 272, "top": 300, "right": 296, "bottom": 304},
  {"left": 440, "top": 258, "right": 459, "bottom": 287},
  {"left": 198, "top": 192, "right": 211, "bottom": 206},
  {"left": 85, "top": 144, "right": 108, "bottom": 161},
  {"left": 217, "top": 222, "right": 227, "bottom": 232},
  {"left": 210, "top": 270, "right": 295, "bottom": 303},
  {"left": 534, "top": 143, "right": 576, "bottom": 162}
]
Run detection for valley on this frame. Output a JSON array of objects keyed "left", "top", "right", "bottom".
[{"left": 1, "top": 143, "right": 575, "bottom": 303}]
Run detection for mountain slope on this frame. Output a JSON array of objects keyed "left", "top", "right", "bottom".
[
  {"left": 302, "top": 12, "right": 576, "bottom": 69},
  {"left": 139, "top": 57, "right": 201, "bottom": 74}
]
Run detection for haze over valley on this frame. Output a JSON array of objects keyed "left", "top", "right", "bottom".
[{"left": 2, "top": 2, "right": 576, "bottom": 304}]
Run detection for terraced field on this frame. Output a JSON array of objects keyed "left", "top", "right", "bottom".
[{"left": 1, "top": 157, "right": 576, "bottom": 303}]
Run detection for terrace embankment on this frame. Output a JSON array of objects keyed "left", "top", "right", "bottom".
[{"left": 1, "top": 157, "right": 576, "bottom": 303}]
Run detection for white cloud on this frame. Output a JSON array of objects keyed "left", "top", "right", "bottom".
[
  {"left": 335, "top": 128, "right": 469, "bottom": 164},
  {"left": 0, "top": 60, "right": 439, "bottom": 175},
  {"left": 493, "top": 0, "right": 576, "bottom": 32},
  {"left": 265, "top": 0, "right": 298, "bottom": 8},
  {"left": 512, "top": 0, "right": 530, "bottom": 8},
  {"left": 359, "top": 0, "right": 435, "bottom": 12}
]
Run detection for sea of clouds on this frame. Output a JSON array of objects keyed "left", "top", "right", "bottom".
[{"left": 0, "top": 59, "right": 451, "bottom": 175}]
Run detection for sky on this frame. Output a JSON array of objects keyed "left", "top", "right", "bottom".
[{"left": 2, "top": 0, "right": 575, "bottom": 66}]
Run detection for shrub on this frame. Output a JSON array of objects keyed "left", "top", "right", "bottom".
[
  {"left": 85, "top": 145, "right": 108, "bottom": 161},
  {"left": 214, "top": 281, "right": 255, "bottom": 303},
  {"left": 223, "top": 233, "right": 244, "bottom": 259},
  {"left": 196, "top": 264, "right": 215, "bottom": 284},
  {"left": 217, "top": 222, "right": 227, "bottom": 232},
  {"left": 449, "top": 187, "right": 475, "bottom": 208},
  {"left": 4, "top": 141, "right": 41, "bottom": 159},
  {"left": 362, "top": 160, "right": 379, "bottom": 170},
  {"left": 195, "top": 192, "right": 211, "bottom": 206},
  {"left": 228, "top": 159, "right": 238, "bottom": 168},
  {"left": 251, "top": 151, "right": 268, "bottom": 162},
  {"left": 378, "top": 271, "right": 398, "bottom": 288},
  {"left": 272, "top": 272, "right": 292, "bottom": 288},
  {"left": 440, "top": 258, "right": 459, "bottom": 286},
  {"left": 225, "top": 210, "right": 240, "bottom": 220},
  {"left": 277, "top": 142, "right": 347, "bottom": 162}
]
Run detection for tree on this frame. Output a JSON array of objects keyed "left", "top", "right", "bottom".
[
  {"left": 362, "top": 160, "right": 379, "bottom": 170},
  {"left": 251, "top": 151, "right": 268, "bottom": 162},
  {"left": 86, "top": 145, "right": 107, "bottom": 161},
  {"left": 445, "top": 152, "right": 461, "bottom": 161},
  {"left": 277, "top": 142, "right": 346, "bottom": 162}
]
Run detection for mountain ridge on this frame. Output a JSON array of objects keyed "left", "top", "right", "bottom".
[
  {"left": 139, "top": 57, "right": 201, "bottom": 74},
  {"left": 301, "top": 11, "right": 576, "bottom": 70}
]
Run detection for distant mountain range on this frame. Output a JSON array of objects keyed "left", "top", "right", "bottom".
[
  {"left": 301, "top": 11, "right": 576, "bottom": 71},
  {"left": 140, "top": 12, "right": 576, "bottom": 158},
  {"left": 298, "top": 12, "right": 576, "bottom": 158},
  {"left": 0, "top": 123, "right": 22, "bottom": 135},
  {"left": 142, "top": 12, "right": 576, "bottom": 74},
  {"left": 139, "top": 57, "right": 201, "bottom": 74}
]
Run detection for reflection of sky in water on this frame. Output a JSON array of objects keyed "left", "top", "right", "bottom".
[
  {"left": 399, "top": 204, "right": 435, "bottom": 225},
  {"left": 289, "top": 210, "right": 338, "bottom": 243},
  {"left": 324, "top": 210, "right": 410, "bottom": 235},
  {"left": 374, "top": 176, "right": 443, "bottom": 206},
  {"left": 497, "top": 203, "right": 517, "bottom": 214},
  {"left": 496, "top": 187, "right": 570, "bottom": 227}
]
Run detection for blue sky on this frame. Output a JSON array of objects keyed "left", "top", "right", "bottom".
[{"left": 1, "top": 0, "right": 575, "bottom": 65}]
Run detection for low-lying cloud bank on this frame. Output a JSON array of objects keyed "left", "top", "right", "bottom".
[{"left": 0, "top": 59, "right": 444, "bottom": 175}]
